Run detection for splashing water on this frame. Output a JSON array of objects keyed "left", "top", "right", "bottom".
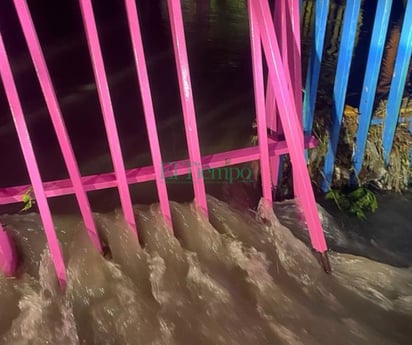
[{"left": 0, "top": 195, "right": 411, "bottom": 344}]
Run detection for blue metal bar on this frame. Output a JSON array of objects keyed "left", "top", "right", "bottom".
[
  {"left": 382, "top": 0, "right": 412, "bottom": 165},
  {"left": 303, "top": 0, "right": 330, "bottom": 136},
  {"left": 353, "top": 0, "right": 393, "bottom": 176},
  {"left": 321, "top": 0, "right": 361, "bottom": 191}
]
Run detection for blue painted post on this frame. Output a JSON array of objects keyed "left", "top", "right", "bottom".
[
  {"left": 303, "top": 0, "right": 330, "bottom": 136},
  {"left": 321, "top": 0, "right": 362, "bottom": 192},
  {"left": 353, "top": 0, "right": 393, "bottom": 177},
  {"left": 382, "top": 0, "right": 412, "bottom": 165}
]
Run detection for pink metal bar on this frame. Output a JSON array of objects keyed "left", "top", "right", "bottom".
[
  {"left": 265, "top": 0, "right": 291, "bottom": 190},
  {"left": 278, "top": 0, "right": 290, "bottom": 67},
  {"left": 270, "top": 0, "right": 304, "bottom": 139},
  {"left": 289, "top": 0, "right": 303, "bottom": 123},
  {"left": 252, "top": 0, "right": 327, "bottom": 252},
  {"left": 0, "top": 224, "right": 17, "bottom": 276},
  {"left": 264, "top": 0, "right": 287, "bottom": 190},
  {"left": 248, "top": 0, "right": 272, "bottom": 202},
  {"left": 166, "top": 0, "right": 208, "bottom": 217},
  {"left": 265, "top": 80, "right": 276, "bottom": 132},
  {"left": 0, "top": 34, "right": 67, "bottom": 287},
  {"left": 265, "top": 75, "right": 276, "bottom": 134},
  {"left": 124, "top": 0, "right": 172, "bottom": 227},
  {"left": 13, "top": 0, "right": 102, "bottom": 252},
  {"left": 0, "top": 137, "right": 318, "bottom": 205},
  {"left": 269, "top": 150, "right": 281, "bottom": 188},
  {"left": 79, "top": 0, "right": 138, "bottom": 238},
  {"left": 283, "top": 0, "right": 305, "bottom": 198},
  {"left": 265, "top": 0, "right": 289, "bottom": 133}
]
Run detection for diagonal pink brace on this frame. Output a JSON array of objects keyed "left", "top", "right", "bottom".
[{"left": 250, "top": 0, "right": 329, "bottom": 270}]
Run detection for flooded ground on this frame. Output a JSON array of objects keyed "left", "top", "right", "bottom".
[{"left": 1, "top": 195, "right": 412, "bottom": 344}]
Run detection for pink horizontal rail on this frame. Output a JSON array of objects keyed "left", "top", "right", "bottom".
[
  {"left": 13, "top": 0, "right": 102, "bottom": 252},
  {"left": 79, "top": 0, "right": 138, "bottom": 238},
  {"left": 0, "top": 137, "right": 317, "bottom": 205},
  {"left": 252, "top": 0, "right": 327, "bottom": 252},
  {"left": 124, "top": 0, "right": 172, "bottom": 227},
  {"left": 167, "top": 0, "right": 208, "bottom": 217},
  {"left": 0, "top": 33, "right": 67, "bottom": 287}
]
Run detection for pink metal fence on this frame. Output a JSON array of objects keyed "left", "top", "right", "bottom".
[{"left": 0, "top": 0, "right": 329, "bottom": 288}]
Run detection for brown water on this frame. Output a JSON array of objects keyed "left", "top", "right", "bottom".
[{"left": 1, "top": 195, "right": 411, "bottom": 344}]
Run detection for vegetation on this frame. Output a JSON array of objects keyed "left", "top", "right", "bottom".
[
  {"left": 325, "top": 187, "right": 378, "bottom": 220},
  {"left": 248, "top": 96, "right": 412, "bottom": 220},
  {"left": 20, "top": 187, "right": 35, "bottom": 212},
  {"left": 309, "top": 98, "right": 412, "bottom": 192}
]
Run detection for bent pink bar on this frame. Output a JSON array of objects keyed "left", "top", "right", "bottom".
[
  {"left": 166, "top": 0, "right": 208, "bottom": 217},
  {"left": 79, "top": 0, "right": 138, "bottom": 238},
  {"left": 253, "top": 0, "right": 327, "bottom": 252},
  {"left": 0, "top": 34, "right": 67, "bottom": 287},
  {"left": 0, "top": 224, "right": 17, "bottom": 277},
  {"left": 0, "top": 137, "right": 318, "bottom": 205},
  {"left": 13, "top": 0, "right": 102, "bottom": 253},
  {"left": 248, "top": 0, "right": 272, "bottom": 202},
  {"left": 124, "top": 0, "right": 172, "bottom": 227}
]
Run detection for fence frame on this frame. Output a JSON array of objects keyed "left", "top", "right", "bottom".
[{"left": 0, "top": 0, "right": 330, "bottom": 287}]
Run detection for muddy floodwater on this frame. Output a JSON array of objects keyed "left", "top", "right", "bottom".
[{"left": 1, "top": 195, "right": 411, "bottom": 344}]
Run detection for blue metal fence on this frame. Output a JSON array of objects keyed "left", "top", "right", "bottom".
[
  {"left": 303, "top": 0, "right": 412, "bottom": 191},
  {"left": 382, "top": 0, "right": 412, "bottom": 165},
  {"left": 354, "top": 0, "right": 393, "bottom": 175}
]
